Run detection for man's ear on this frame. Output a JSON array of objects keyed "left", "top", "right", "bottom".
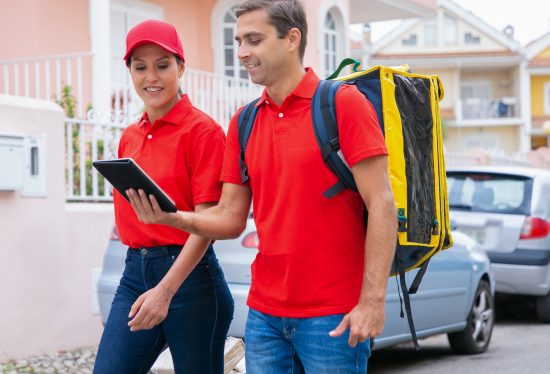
[{"left": 287, "top": 27, "right": 302, "bottom": 53}]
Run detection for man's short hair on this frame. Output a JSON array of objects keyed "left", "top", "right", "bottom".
[{"left": 235, "top": 0, "right": 308, "bottom": 62}]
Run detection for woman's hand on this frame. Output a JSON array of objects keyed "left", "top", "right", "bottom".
[
  {"left": 127, "top": 283, "right": 174, "bottom": 331},
  {"left": 126, "top": 188, "right": 174, "bottom": 225}
]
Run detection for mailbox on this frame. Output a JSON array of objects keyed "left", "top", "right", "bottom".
[{"left": 0, "top": 134, "right": 25, "bottom": 190}]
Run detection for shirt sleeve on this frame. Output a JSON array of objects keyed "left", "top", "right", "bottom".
[
  {"left": 189, "top": 121, "right": 226, "bottom": 206},
  {"left": 336, "top": 84, "right": 388, "bottom": 168},
  {"left": 220, "top": 108, "right": 246, "bottom": 185}
]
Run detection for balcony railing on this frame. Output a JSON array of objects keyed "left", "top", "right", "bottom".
[
  {"left": 1, "top": 52, "right": 93, "bottom": 118},
  {"left": 3, "top": 52, "right": 263, "bottom": 201},
  {"left": 2, "top": 53, "right": 262, "bottom": 130},
  {"left": 461, "top": 97, "right": 518, "bottom": 120}
]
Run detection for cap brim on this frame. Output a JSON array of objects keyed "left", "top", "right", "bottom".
[{"left": 123, "top": 39, "right": 181, "bottom": 61}]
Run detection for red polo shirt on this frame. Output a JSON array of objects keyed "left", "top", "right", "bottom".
[
  {"left": 221, "top": 69, "right": 388, "bottom": 317},
  {"left": 114, "top": 94, "right": 225, "bottom": 248}
]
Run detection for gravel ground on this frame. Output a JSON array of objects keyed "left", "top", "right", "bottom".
[{"left": 0, "top": 347, "right": 96, "bottom": 374}]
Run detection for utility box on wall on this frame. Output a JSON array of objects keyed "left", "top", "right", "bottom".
[
  {"left": 0, "top": 133, "right": 47, "bottom": 196},
  {"left": 0, "top": 134, "right": 25, "bottom": 190}
]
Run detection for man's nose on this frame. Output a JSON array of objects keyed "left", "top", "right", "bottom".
[{"left": 237, "top": 44, "right": 251, "bottom": 60}]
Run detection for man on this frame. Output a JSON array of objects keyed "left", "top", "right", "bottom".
[{"left": 127, "top": 0, "right": 397, "bottom": 372}]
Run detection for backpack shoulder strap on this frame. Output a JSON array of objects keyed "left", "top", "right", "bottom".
[
  {"left": 237, "top": 98, "right": 261, "bottom": 183},
  {"left": 311, "top": 79, "right": 357, "bottom": 198}
]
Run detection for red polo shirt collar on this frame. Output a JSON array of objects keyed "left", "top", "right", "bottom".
[
  {"left": 256, "top": 67, "right": 319, "bottom": 107},
  {"left": 137, "top": 94, "right": 193, "bottom": 127}
]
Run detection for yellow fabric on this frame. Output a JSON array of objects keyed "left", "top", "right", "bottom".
[{"left": 337, "top": 65, "right": 452, "bottom": 273}]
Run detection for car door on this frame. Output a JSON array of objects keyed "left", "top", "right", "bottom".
[
  {"left": 408, "top": 238, "right": 473, "bottom": 332},
  {"left": 215, "top": 216, "right": 257, "bottom": 338}
]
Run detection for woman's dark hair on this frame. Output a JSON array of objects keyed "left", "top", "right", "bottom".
[
  {"left": 235, "top": 0, "right": 308, "bottom": 62},
  {"left": 126, "top": 53, "right": 183, "bottom": 68}
]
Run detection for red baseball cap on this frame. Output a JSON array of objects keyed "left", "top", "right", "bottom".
[{"left": 124, "top": 20, "right": 185, "bottom": 63}]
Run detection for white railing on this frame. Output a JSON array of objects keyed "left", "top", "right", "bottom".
[
  {"left": 2, "top": 53, "right": 262, "bottom": 130},
  {"left": 63, "top": 69, "right": 260, "bottom": 201},
  {"left": 445, "top": 151, "right": 532, "bottom": 167},
  {"left": 1, "top": 52, "right": 93, "bottom": 118},
  {"left": 460, "top": 97, "right": 518, "bottom": 120},
  {"left": 109, "top": 56, "right": 262, "bottom": 130},
  {"left": 183, "top": 68, "right": 262, "bottom": 131},
  {"left": 65, "top": 117, "right": 126, "bottom": 202}
]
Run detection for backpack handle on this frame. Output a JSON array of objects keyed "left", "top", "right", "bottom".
[{"left": 326, "top": 58, "right": 362, "bottom": 80}]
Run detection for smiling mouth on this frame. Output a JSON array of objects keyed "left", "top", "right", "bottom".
[
  {"left": 145, "top": 87, "right": 163, "bottom": 92},
  {"left": 246, "top": 63, "right": 260, "bottom": 70}
]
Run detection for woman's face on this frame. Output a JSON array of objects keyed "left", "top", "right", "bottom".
[{"left": 129, "top": 44, "right": 183, "bottom": 119}]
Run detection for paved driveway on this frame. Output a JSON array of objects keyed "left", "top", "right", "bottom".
[{"left": 369, "top": 296, "right": 549, "bottom": 374}]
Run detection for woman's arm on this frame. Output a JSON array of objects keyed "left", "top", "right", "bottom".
[{"left": 127, "top": 202, "right": 217, "bottom": 332}]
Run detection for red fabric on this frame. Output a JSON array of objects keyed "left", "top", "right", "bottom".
[
  {"left": 221, "top": 69, "right": 388, "bottom": 317},
  {"left": 115, "top": 95, "right": 225, "bottom": 248},
  {"left": 124, "top": 19, "right": 185, "bottom": 62}
]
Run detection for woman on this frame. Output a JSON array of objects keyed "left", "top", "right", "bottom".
[{"left": 93, "top": 20, "right": 234, "bottom": 374}]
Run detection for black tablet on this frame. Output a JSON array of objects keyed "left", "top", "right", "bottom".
[{"left": 92, "top": 158, "right": 177, "bottom": 213}]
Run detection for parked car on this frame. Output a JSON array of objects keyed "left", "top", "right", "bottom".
[
  {"left": 98, "top": 218, "right": 495, "bottom": 354},
  {"left": 447, "top": 166, "right": 550, "bottom": 322}
]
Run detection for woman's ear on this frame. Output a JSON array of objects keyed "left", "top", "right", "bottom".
[{"left": 178, "top": 63, "right": 185, "bottom": 78}]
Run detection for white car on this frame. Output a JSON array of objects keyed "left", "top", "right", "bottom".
[{"left": 447, "top": 166, "right": 550, "bottom": 322}]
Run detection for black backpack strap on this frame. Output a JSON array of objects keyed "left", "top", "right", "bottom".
[
  {"left": 397, "top": 261, "right": 420, "bottom": 351},
  {"left": 311, "top": 79, "right": 357, "bottom": 198},
  {"left": 408, "top": 258, "right": 430, "bottom": 295},
  {"left": 237, "top": 98, "right": 261, "bottom": 183}
]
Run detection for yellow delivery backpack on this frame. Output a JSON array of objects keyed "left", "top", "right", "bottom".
[{"left": 237, "top": 58, "right": 453, "bottom": 348}]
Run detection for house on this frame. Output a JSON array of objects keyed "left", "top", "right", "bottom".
[
  {"left": 0, "top": 0, "right": 434, "bottom": 126},
  {"left": 0, "top": 0, "right": 436, "bottom": 361},
  {"left": 526, "top": 30, "right": 550, "bottom": 149},
  {"left": 366, "top": 0, "right": 528, "bottom": 156}
]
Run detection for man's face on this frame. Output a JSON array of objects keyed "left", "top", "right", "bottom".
[{"left": 235, "top": 9, "right": 294, "bottom": 87}]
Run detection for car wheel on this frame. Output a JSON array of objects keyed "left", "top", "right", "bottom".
[
  {"left": 536, "top": 293, "right": 550, "bottom": 323},
  {"left": 448, "top": 280, "right": 494, "bottom": 354}
]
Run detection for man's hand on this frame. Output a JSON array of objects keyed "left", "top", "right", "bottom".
[
  {"left": 127, "top": 284, "right": 173, "bottom": 332},
  {"left": 126, "top": 188, "right": 174, "bottom": 225},
  {"left": 329, "top": 301, "right": 385, "bottom": 347}
]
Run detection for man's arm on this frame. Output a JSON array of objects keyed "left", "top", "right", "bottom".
[
  {"left": 126, "top": 181, "right": 252, "bottom": 239},
  {"left": 329, "top": 154, "right": 397, "bottom": 347}
]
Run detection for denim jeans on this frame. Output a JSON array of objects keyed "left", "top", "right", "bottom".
[
  {"left": 244, "top": 308, "right": 371, "bottom": 374},
  {"left": 93, "top": 245, "right": 234, "bottom": 374}
]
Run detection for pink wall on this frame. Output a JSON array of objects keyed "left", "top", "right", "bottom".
[
  {"left": 149, "top": 0, "right": 216, "bottom": 71},
  {"left": 0, "top": 0, "right": 90, "bottom": 59},
  {"left": 0, "top": 95, "right": 113, "bottom": 360}
]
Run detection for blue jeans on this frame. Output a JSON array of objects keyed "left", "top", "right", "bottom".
[
  {"left": 94, "top": 245, "right": 234, "bottom": 374},
  {"left": 245, "top": 308, "right": 371, "bottom": 374}
]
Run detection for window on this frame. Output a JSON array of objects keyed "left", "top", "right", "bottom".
[
  {"left": 464, "top": 32, "right": 480, "bottom": 44},
  {"left": 461, "top": 81, "right": 492, "bottom": 119},
  {"left": 323, "top": 12, "right": 338, "bottom": 77},
  {"left": 223, "top": 6, "right": 248, "bottom": 79},
  {"left": 443, "top": 14, "right": 458, "bottom": 45},
  {"left": 447, "top": 173, "right": 531, "bottom": 215},
  {"left": 402, "top": 34, "right": 418, "bottom": 46},
  {"left": 424, "top": 18, "right": 437, "bottom": 46},
  {"left": 545, "top": 82, "right": 550, "bottom": 114}
]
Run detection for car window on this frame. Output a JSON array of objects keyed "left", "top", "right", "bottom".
[{"left": 446, "top": 172, "right": 532, "bottom": 215}]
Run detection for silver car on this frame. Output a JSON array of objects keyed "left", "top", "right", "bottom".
[
  {"left": 98, "top": 218, "right": 495, "bottom": 355},
  {"left": 447, "top": 166, "right": 550, "bottom": 322}
]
